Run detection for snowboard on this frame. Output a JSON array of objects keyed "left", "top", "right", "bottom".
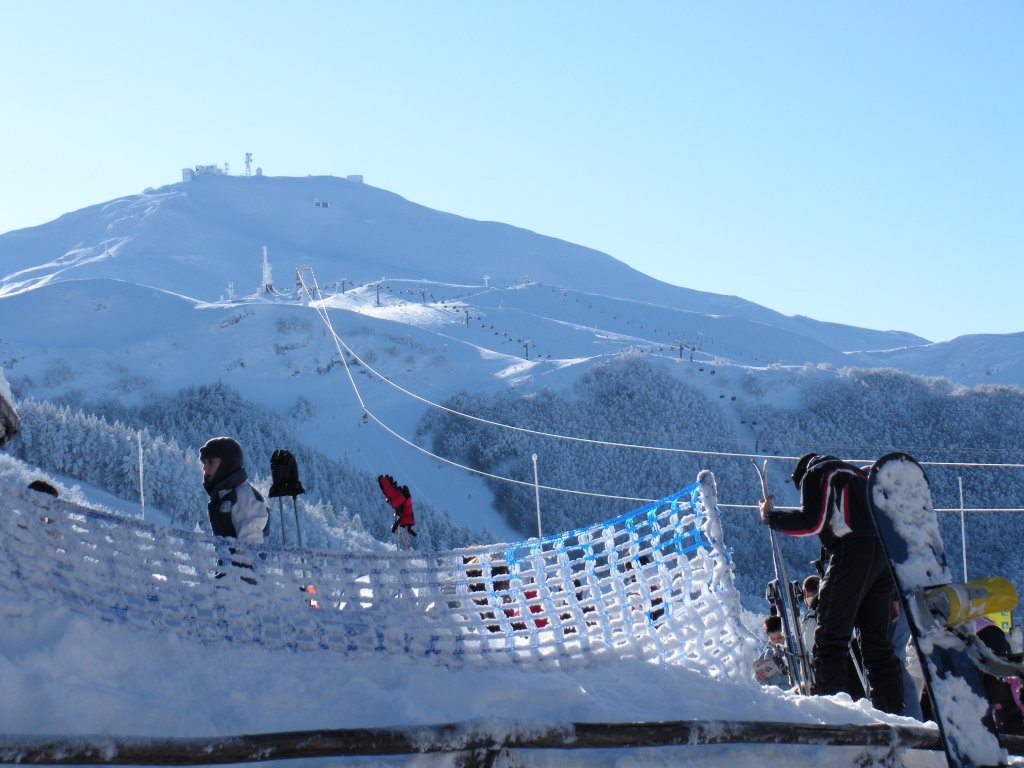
[{"left": 868, "top": 451, "right": 1006, "bottom": 768}]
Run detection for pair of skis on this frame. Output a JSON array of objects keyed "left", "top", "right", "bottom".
[{"left": 754, "top": 460, "right": 814, "bottom": 694}]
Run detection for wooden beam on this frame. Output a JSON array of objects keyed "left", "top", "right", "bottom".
[{"left": 3, "top": 719, "right": 1022, "bottom": 765}]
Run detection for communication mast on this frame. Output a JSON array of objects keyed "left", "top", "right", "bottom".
[
  {"left": 245, "top": 153, "right": 252, "bottom": 176},
  {"left": 259, "top": 246, "right": 274, "bottom": 294}
]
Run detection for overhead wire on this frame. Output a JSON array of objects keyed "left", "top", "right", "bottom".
[
  {"left": 365, "top": 410, "right": 657, "bottom": 504},
  {"left": 300, "top": 274, "right": 800, "bottom": 461},
  {"left": 297, "top": 272, "right": 658, "bottom": 504},
  {"left": 294, "top": 271, "right": 1024, "bottom": 511}
]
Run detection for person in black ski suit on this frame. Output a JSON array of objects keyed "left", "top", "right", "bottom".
[
  {"left": 801, "top": 572, "right": 867, "bottom": 701},
  {"left": 200, "top": 437, "right": 269, "bottom": 545},
  {"left": 759, "top": 453, "right": 903, "bottom": 714}
]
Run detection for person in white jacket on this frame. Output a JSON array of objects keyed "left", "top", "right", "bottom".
[
  {"left": 754, "top": 615, "right": 791, "bottom": 688},
  {"left": 0, "top": 367, "right": 18, "bottom": 449},
  {"left": 200, "top": 436, "right": 269, "bottom": 545}
]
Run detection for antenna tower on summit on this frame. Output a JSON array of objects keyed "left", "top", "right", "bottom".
[
  {"left": 259, "top": 246, "right": 274, "bottom": 294},
  {"left": 245, "top": 153, "right": 253, "bottom": 176}
]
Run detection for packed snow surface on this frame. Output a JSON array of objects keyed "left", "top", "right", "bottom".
[{"left": 0, "top": 458, "right": 972, "bottom": 768}]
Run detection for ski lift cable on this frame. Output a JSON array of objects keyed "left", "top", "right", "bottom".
[
  {"left": 297, "top": 271, "right": 727, "bottom": 504},
  {"left": 364, "top": 410, "right": 656, "bottom": 504},
  {"left": 299, "top": 271, "right": 653, "bottom": 504},
  {"left": 298, "top": 272, "right": 802, "bottom": 461},
  {"left": 300, "top": 272, "right": 368, "bottom": 414},
  {"left": 296, "top": 272, "right": 1024, "bottom": 473},
  {"left": 300, "top": 281, "right": 380, "bottom": 476},
  {"left": 300, "top": 280, "right": 408, "bottom": 493},
  {"left": 720, "top": 503, "right": 1024, "bottom": 514},
  {"left": 299, "top": 271, "right": 444, "bottom": 509}
]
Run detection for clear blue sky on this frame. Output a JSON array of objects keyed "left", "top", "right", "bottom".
[{"left": 3, "top": 2, "right": 1021, "bottom": 342}]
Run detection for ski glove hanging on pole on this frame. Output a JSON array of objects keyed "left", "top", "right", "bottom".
[
  {"left": 377, "top": 474, "right": 416, "bottom": 538},
  {"left": 377, "top": 474, "right": 405, "bottom": 508},
  {"left": 269, "top": 449, "right": 306, "bottom": 548},
  {"left": 269, "top": 450, "right": 305, "bottom": 498}
]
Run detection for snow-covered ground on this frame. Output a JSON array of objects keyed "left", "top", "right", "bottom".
[{"left": 0, "top": 453, "right": 985, "bottom": 768}]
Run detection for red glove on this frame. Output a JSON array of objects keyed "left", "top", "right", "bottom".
[
  {"left": 377, "top": 474, "right": 406, "bottom": 509},
  {"left": 397, "top": 496, "right": 415, "bottom": 527}
]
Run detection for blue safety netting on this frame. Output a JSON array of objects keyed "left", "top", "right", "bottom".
[{"left": 0, "top": 471, "right": 754, "bottom": 679}]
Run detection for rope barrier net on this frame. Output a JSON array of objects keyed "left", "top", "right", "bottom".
[{"left": 0, "top": 470, "right": 755, "bottom": 681}]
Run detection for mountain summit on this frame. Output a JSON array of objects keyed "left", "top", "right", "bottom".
[
  {"left": 1, "top": 172, "right": 1023, "bottom": 403},
  {"left": 1, "top": 173, "right": 925, "bottom": 345}
]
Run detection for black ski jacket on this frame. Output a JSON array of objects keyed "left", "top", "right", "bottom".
[{"left": 765, "top": 456, "right": 876, "bottom": 550}]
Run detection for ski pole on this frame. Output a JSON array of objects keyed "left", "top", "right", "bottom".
[
  {"left": 754, "top": 459, "right": 814, "bottom": 694},
  {"left": 849, "top": 641, "right": 870, "bottom": 698},
  {"left": 292, "top": 495, "right": 304, "bottom": 550},
  {"left": 269, "top": 449, "right": 311, "bottom": 595},
  {"left": 278, "top": 498, "right": 287, "bottom": 545},
  {"left": 290, "top": 499, "right": 308, "bottom": 579}
]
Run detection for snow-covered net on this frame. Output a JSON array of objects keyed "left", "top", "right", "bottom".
[{"left": 0, "top": 471, "right": 754, "bottom": 679}]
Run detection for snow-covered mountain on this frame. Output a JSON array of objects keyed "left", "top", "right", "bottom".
[
  {"left": 3, "top": 172, "right": 1020, "bottom": 386},
  {"left": 0, "top": 172, "right": 921, "bottom": 345},
  {"left": 1, "top": 170, "right": 1022, "bottom": 552},
  {"left": 3, "top": 172, "right": 1023, "bottom": 767}
]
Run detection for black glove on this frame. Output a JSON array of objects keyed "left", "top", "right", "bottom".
[{"left": 269, "top": 449, "right": 305, "bottom": 497}]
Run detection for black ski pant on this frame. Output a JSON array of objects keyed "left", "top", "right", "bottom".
[{"left": 814, "top": 535, "right": 903, "bottom": 714}]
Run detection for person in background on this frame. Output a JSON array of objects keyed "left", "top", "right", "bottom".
[
  {"left": 754, "top": 614, "right": 791, "bottom": 688},
  {"left": 0, "top": 367, "right": 19, "bottom": 449},
  {"left": 892, "top": 603, "right": 924, "bottom": 719},
  {"left": 200, "top": 437, "right": 269, "bottom": 545},
  {"left": 2, "top": 369, "right": 61, "bottom": 499},
  {"left": 974, "top": 617, "right": 1024, "bottom": 734},
  {"left": 800, "top": 574, "right": 820, "bottom": 659},
  {"left": 760, "top": 453, "right": 903, "bottom": 714}
]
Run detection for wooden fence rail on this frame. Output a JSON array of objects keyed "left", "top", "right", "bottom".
[{"left": 4, "top": 719, "right": 1024, "bottom": 766}]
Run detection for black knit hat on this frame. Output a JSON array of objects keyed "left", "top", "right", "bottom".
[
  {"left": 791, "top": 452, "right": 817, "bottom": 489},
  {"left": 200, "top": 437, "right": 244, "bottom": 474}
]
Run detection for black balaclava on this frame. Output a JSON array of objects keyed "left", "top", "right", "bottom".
[{"left": 200, "top": 436, "right": 246, "bottom": 495}]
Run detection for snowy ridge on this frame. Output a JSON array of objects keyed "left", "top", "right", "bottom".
[{"left": 0, "top": 473, "right": 756, "bottom": 677}]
